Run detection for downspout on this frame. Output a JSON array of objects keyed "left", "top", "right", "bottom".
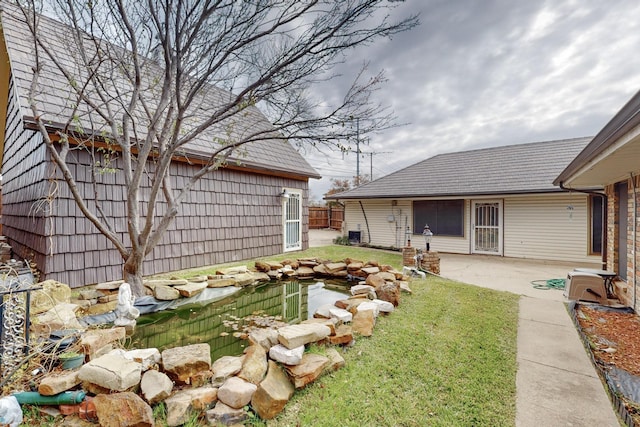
[
  {"left": 358, "top": 201, "right": 372, "bottom": 244},
  {"left": 630, "top": 173, "right": 637, "bottom": 312},
  {"left": 559, "top": 182, "right": 608, "bottom": 269}
]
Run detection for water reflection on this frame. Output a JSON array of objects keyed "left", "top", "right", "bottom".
[{"left": 129, "top": 280, "right": 349, "bottom": 360}]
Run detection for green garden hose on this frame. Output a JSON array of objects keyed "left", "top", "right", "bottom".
[{"left": 531, "top": 278, "right": 566, "bottom": 290}]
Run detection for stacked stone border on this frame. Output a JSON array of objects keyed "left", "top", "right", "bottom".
[{"left": 4, "top": 257, "right": 419, "bottom": 426}]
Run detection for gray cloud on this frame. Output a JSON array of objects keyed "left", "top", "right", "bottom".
[{"left": 304, "top": 0, "right": 640, "bottom": 202}]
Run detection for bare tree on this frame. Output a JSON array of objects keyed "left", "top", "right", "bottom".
[{"left": 13, "top": 0, "right": 418, "bottom": 296}]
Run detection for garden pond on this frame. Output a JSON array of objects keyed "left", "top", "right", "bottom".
[{"left": 128, "top": 280, "right": 350, "bottom": 360}]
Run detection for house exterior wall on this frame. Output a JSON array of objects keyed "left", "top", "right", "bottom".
[
  {"left": 503, "top": 193, "right": 600, "bottom": 263},
  {"left": 3, "top": 106, "right": 310, "bottom": 286},
  {"left": 2, "top": 76, "right": 50, "bottom": 271},
  {"left": 342, "top": 194, "right": 598, "bottom": 264}
]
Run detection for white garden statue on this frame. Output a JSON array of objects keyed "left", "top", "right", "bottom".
[{"left": 114, "top": 282, "right": 140, "bottom": 328}]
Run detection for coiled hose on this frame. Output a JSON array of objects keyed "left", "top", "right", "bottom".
[{"left": 531, "top": 278, "right": 566, "bottom": 290}]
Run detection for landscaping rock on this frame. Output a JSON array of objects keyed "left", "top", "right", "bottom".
[
  {"left": 85, "top": 300, "right": 118, "bottom": 316},
  {"left": 248, "top": 328, "right": 279, "bottom": 352},
  {"left": 164, "top": 386, "right": 218, "bottom": 426},
  {"left": 372, "top": 298, "right": 395, "bottom": 313},
  {"left": 252, "top": 360, "right": 295, "bottom": 420},
  {"left": 238, "top": 344, "right": 268, "bottom": 385},
  {"left": 254, "top": 261, "right": 271, "bottom": 272},
  {"left": 295, "top": 266, "right": 315, "bottom": 278},
  {"left": 376, "top": 281, "right": 400, "bottom": 307},
  {"left": 284, "top": 353, "right": 330, "bottom": 389},
  {"left": 324, "top": 347, "right": 346, "bottom": 371},
  {"left": 362, "top": 266, "right": 381, "bottom": 275},
  {"left": 325, "top": 262, "right": 347, "bottom": 273},
  {"left": 269, "top": 344, "right": 305, "bottom": 365},
  {"left": 277, "top": 323, "right": 331, "bottom": 349},
  {"left": 212, "top": 355, "right": 245, "bottom": 386},
  {"left": 217, "top": 377, "right": 257, "bottom": 409},
  {"left": 78, "top": 354, "right": 142, "bottom": 392},
  {"left": 153, "top": 285, "right": 180, "bottom": 300},
  {"left": 30, "top": 280, "right": 72, "bottom": 314},
  {"left": 80, "top": 328, "right": 126, "bottom": 358},
  {"left": 399, "top": 281, "right": 413, "bottom": 294},
  {"left": 140, "top": 370, "right": 173, "bottom": 404},
  {"left": 93, "top": 392, "right": 153, "bottom": 427},
  {"left": 38, "top": 370, "right": 81, "bottom": 396},
  {"left": 122, "top": 348, "right": 161, "bottom": 370},
  {"left": 352, "top": 309, "right": 376, "bottom": 337},
  {"left": 162, "top": 343, "right": 211, "bottom": 384},
  {"left": 95, "top": 280, "right": 125, "bottom": 290},
  {"left": 313, "top": 264, "right": 329, "bottom": 275},
  {"left": 329, "top": 307, "right": 353, "bottom": 323},
  {"left": 328, "top": 324, "right": 354, "bottom": 345},
  {"left": 31, "top": 303, "right": 83, "bottom": 333},
  {"left": 301, "top": 318, "right": 337, "bottom": 335},
  {"left": 232, "top": 272, "right": 255, "bottom": 286},
  {"left": 207, "top": 277, "right": 236, "bottom": 288},
  {"left": 365, "top": 273, "right": 386, "bottom": 288},
  {"left": 350, "top": 284, "right": 375, "bottom": 296},
  {"left": 174, "top": 281, "right": 208, "bottom": 297},
  {"left": 206, "top": 401, "right": 248, "bottom": 426},
  {"left": 313, "top": 303, "right": 335, "bottom": 319},
  {"left": 357, "top": 301, "right": 381, "bottom": 317}
]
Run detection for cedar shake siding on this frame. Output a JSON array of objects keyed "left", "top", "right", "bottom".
[
  {"left": 4, "top": 137, "right": 310, "bottom": 286},
  {"left": 2, "top": 74, "right": 50, "bottom": 272}
]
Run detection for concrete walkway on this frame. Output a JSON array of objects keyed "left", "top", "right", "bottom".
[{"left": 308, "top": 230, "right": 622, "bottom": 426}]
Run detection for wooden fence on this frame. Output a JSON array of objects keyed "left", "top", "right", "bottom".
[{"left": 309, "top": 206, "right": 343, "bottom": 230}]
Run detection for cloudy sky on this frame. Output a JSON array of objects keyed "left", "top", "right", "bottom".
[{"left": 304, "top": 0, "right": 640, "bottom": 202}]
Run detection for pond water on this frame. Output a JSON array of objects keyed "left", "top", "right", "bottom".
[{"left": 128, "top": 280, "right": 349, "bottom": 360}]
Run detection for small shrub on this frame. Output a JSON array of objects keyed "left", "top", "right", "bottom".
[{"left": 333, "top": 235, "right": 350, "bottom": 246}]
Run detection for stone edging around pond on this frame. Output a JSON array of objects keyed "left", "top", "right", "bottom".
[{"left": 14, "top": 257, "right": 417, "bottom": 425}]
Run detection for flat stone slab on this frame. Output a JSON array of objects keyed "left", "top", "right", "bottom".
[
  {"left": 78, "top": 354, "right": 142, "bottom": 392},
  {"left": 277, "top": 323, "right": 331, "bottom": 349},
  {"left": 173, "top": 282, "right": 208, "bottom": 298}
]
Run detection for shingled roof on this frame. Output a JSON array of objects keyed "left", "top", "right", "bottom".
[
  {"left": 326, "top": 137, "right": 593, "bottom": 200},
  {"left": 0, "top": 4, "right": 320, "bottom": 179}
]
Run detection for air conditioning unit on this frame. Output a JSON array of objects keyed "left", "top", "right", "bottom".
[{"left": 564, "top": 272, "right": 606, "bottom": 304}]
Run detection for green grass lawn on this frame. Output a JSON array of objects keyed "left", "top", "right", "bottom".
[
  {"left": 268, "top": 275, "right": 519, "bottom": 426},
  {"left": 177, "top": 245, "right": 519, "bottom": 427},
  {"left": 163, "top": 246, "right": 519, "bottom": 426},
  {"left": 22, "top": 246, "right": 517, "bottom": 427}
]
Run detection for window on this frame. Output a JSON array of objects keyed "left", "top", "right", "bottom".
[
  {"left": 590, "top": 195, "right": 603, "bottom": 255},
  {"left": 413, "top": 200, "right": 464, "bottom": 237}
]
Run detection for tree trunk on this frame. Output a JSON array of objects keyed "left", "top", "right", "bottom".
[{"left": 123, "top": 251, "right": 146, "bottom": 298}]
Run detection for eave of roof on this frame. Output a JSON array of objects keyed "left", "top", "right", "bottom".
[{"left": 554, "top": 88, "right": 640, "bottom": 187}]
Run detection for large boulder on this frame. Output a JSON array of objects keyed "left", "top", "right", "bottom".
[
  {"left": 31, "top": 303, "right": 83, "bottom": 334},
  {"left": 93, "top": 392, "right": 153, "bottom": 427},
  {"left": 162, "top": 343, "right": 211, "bottom": 384},
  {"left": 251, "top": 360, "right": 295, "bottom": 420}
]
